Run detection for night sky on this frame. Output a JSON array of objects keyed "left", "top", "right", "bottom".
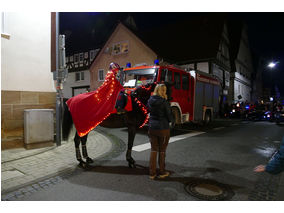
[{"left": 60, "top": 12, "right": 284, "bottom": 95}]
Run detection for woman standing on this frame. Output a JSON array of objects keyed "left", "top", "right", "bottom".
[{"left": 147, "top": 84, "right": 172, "bottom": 180}]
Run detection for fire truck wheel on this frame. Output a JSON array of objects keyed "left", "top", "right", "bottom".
[{"left": 171, "top": 107, "right": 181, "bottom": 128}]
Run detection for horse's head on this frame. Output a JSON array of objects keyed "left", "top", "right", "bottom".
[{"left": 132, "top": 83, "right": 156, "bottom": 105}]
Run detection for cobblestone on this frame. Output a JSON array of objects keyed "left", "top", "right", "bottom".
[{"left": 1, "top": 127, "right": 124, "bottom": 200}]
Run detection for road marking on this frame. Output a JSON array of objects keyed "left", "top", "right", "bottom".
[
  {"left": 231, "top": 123, "right": 239, "bottom": 126},
  {"left": 132, "top": 131, "right": 205, "bottom": 152},
  {"left": 213, "top": 127, "right": 225, "bottom": 131}
]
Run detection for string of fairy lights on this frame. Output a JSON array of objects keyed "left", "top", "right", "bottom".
[{"left": 77, "top": 70, "right": 156, "bottom": 137}]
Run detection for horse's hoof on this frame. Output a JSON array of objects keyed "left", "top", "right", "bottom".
[
  {"left": 78, "top": 161, "right": 87, "bottom": 169},
  {"left": 86, "top": 157, "right": 94, "bottom": 164},
  {"left": 128, "top": 162, "right": 136, "bottom": 168}
]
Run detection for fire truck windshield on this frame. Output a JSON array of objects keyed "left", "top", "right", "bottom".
[{"left": 123, "top": 68, "right": 157, "bottom": 88}]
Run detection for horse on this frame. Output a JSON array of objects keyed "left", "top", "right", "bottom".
[{"left": 62, "top": 81, "right": 173, "bottom": 169}]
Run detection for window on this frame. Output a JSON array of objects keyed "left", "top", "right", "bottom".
[
  {"left": 160, "top": 69, "right": 173, "bottom": 82},
  {"left": 75, "top": 72, "right": 80, "bottom": 81},
  {"left": 121, "top": 41, "right": 129, "bottom": 53},
  {"left": 69, "top": 56, "right": 74, "bottom": 62},
  {"left": 182, "top": 74, "right": 189, "bottom": 90},
  {"left": 79, "top": 53, "right": 84, "bottom": 62},
  {"left": 112, "top": 41, "right": 129, "bottom": 55},
  {"left": 75, "top": 72, "right": 84, "bottom": 81},
  {"left": 90, "top": 50, "right": 95, "bottom": 61},
  {"left": 174, "top": 72, "right": 181, "bottom": 89},
  {"left": 98, "top": 69, "right": 104, "bottom": 81},
  {"left": 74, "top": 54, "right": 79, "bottom": 64},
  {"left": 113, "top": 43, "right": 121, "bottom": 55}
]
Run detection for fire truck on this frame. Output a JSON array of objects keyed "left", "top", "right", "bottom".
[{"left": 123, "top": 64, "right": 221, "bottom": 125}]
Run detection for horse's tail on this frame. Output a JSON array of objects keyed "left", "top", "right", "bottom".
[{"left": 62, "top": 99, "right": 73, "bottom": 140}]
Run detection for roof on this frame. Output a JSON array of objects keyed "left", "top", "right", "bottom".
[
  {"left": 227, "top": 18, "right": 243, "bottom": 60},
  {"left": 90, "top": 14, "right": 228, "bottom": 68}
]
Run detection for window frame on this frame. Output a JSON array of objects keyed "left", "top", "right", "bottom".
[
  {"left": 98, "top": 69, "right": 104, "bottom": 81},
  {"left": 74, "top": 54, "right": 79, "bottom": 64},
  {"left": 174, "top": 72, "right": 181, "bottom": 90},
  {"left": 182, "top": 74, "right": 189, "bottom": 90}
]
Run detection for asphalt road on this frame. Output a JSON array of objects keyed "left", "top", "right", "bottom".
[{"left": 13, "top": 119, "right": 284, "bottom": 201}]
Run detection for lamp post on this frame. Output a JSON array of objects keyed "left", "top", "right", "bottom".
[{"left": 267, "top": 60, "right": 280, "bottom": 101}]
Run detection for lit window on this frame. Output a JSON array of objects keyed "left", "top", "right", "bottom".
[
  {"left": 121, "top": 41, "right": 129, "bottom": 53},
  {"left": 113, "top": 43, "right": 121, "bottom": 55}
]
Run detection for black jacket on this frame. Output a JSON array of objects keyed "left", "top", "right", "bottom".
[{"left": 147, "top": 95, "right": 172, "bottom": 130}]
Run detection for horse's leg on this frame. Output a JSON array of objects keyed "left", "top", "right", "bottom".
[
  {"left": 126, "top": 125, "right": 136, "bottom": 168},
  {"left": 81, "top": 133, "right": 94, "bottom": 164},
  {"left": 74, "top": 132, "right": 86, "bottom": 168}
]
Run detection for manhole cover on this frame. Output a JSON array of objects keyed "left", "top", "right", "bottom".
[{"left": 185, "top": 179, "right": 234, "bottom": 201}]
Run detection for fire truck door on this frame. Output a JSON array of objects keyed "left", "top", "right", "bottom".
[
  {"left": 180, "top": 73, "right": 191, "bottom": 114},
  {"left": 172, "top": 70, "right": 190, "bottom": 115}
]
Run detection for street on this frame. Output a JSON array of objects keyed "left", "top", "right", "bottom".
[{"left": 3, "top": 119, "right": 284, "bottom": 201}]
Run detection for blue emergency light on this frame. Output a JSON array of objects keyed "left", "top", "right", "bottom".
[
  {"left": 126, "top": 62, "right": 131, "bottom": 68},
  {"left": 245, "top": 105, "right": 249, "bottom": 110},
  {"left": 154, "top": 59, "right": 159, "bottom": 65}
]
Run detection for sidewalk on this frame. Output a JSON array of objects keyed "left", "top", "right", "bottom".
[{"left": 1, "top": 128, "right": 113, "bottom": 194}]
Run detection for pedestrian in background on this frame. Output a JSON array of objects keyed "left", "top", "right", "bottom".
[
  {"left": 254, "top": 136, "right": 284, "bottom": 174},
  {"left": 147, "top": 84, "right": 172, "bottom": 180}
]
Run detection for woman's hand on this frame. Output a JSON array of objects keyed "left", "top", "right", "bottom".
[{"left": 254, "top": 165, "right": 266, "bottom": 172}]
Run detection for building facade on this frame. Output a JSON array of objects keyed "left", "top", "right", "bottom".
[
  {"left": 1, "top": 12, "right": 56, "bottom": 149},
  {"left": 63, "top": 48, "right": 99, "bottom": 98},
  {"left": 90, "top": 23, "right": 158, "bottom": 90},
  {"left": 229, "top": 24, "right": 254, "bottom": 104},
  {"left": 179, "top": 22, "right": 231, "bottom": 105}
]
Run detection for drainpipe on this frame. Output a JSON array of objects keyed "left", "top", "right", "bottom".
[
  {"left": 54, "top": 13, "right": 67, "bottom": 146},
  {"left": 55, "top": 12, "right": 61, "bottom": 146}
]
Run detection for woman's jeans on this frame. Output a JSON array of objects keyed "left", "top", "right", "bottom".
[{"left": 148, "top": 129, "right": 170, "bottom": 176}]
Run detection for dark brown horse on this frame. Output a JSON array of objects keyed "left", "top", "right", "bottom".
[{"left": 62, "top": 83, "right": 159, "bottom": 168}]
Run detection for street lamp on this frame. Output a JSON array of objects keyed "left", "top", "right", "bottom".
[
  {"left": 267, "top": 61, "right": 279, "bottom": 69},
  {"left": 266, "top": 60, "right": 280, "bottom": 101}
]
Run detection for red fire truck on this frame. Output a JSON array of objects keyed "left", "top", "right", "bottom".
[{"left": 123, "top": 64, "right": 221, "bottom": 125}]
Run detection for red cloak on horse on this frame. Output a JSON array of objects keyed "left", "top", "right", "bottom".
[{"left": 66, "top": 63, "right": 124, "bottom": 137}]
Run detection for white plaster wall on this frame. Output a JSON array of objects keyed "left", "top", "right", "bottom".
[
  {"left": 197, "top": 62, "right": 209, "bottom": 73},
  {"left": 1, "top": 12, "right": 55, "bottom": 92},
  {"left": 212, "top": 64, "right": 223, "bottom": 83},
  {"left": 234, "top": 80, "right": 251, "bottom": 103}
]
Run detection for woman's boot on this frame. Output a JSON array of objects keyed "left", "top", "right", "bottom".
[
  {"left": 149, "top": 151, "right": 157, "bottom": 179},
  {"left": 158, "top": 152, "right": 170, "bottom": 178}
]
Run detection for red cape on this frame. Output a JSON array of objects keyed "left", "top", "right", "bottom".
[{"left": 67, "top": 69, "right": 123, "bottom": 137}]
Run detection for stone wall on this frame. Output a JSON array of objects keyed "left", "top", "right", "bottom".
[{"left": 1, "top": 90, "right": 56, "bottom": 149}]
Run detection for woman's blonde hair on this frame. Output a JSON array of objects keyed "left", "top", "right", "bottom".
[{"left": 153, "top": 84, "right": 167, "bottom": 100}]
